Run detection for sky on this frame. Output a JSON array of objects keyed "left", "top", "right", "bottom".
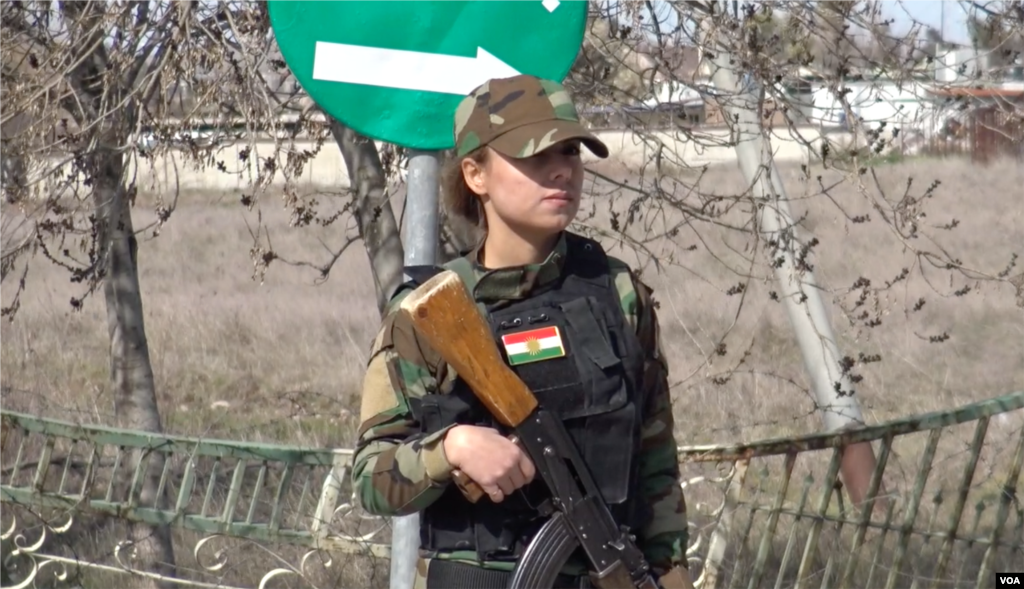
[
  {"left": 636, "top": 1, "right": 977, "bottom": 46},
  {"left": 885, "top": 0, "right": 973, "bottom": 44}
]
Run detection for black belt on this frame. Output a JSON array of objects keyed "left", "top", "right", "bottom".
[{"left": 426, "top": 558, "right": 592, "bottom": 589}]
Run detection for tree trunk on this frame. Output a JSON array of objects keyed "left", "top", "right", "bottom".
[
  {"left": 91, "top": 147, "right": 177, "bottom": 589},
  {"left": 328, "top": 118, "right": 406, "bottom": 314},
  {"left": 326, "top": 122, "right": 481, "bottom": 305}
]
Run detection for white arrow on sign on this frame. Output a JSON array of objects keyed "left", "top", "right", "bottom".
[{"left": 312, "top": 41, "right": 522, "bottom": 96}]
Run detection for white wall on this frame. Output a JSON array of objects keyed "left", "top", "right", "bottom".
[
  {"left": 26, "top": 126, "right": 841, "bottom": 197},
  {"left": 805, "top": 80, "right": 934, "bottom": 131}
]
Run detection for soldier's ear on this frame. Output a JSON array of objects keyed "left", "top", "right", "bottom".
[{"left": 461, "top": 153, "right": 488, "bottom": 197}]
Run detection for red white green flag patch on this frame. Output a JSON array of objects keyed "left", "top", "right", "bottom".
[{"left": 501, "top": 326, "right": 566, "bottom": 366}]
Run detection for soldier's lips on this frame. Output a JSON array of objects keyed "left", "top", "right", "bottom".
[{"left": 541, "top": 191, "right": 573, "bottom": 202}]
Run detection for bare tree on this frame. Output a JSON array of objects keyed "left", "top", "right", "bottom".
[
  {"left": 326, "top": 121, "right": 405, "bottom": 313},
  {"left": 0, "top": 1, "right": 310, "bottom": 585}
]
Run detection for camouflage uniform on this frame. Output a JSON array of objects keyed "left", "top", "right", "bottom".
[{"left": 352, "top": 75, "right": 689, "bottom": 588}]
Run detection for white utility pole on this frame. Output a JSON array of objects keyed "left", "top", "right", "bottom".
[{"left": 696, "top": 5, "right": 879, "bottom": 505}]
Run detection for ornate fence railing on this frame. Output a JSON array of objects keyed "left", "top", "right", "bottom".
[
  {"left": 2, "top": 391, "right": 1022, "bottom": 589},
  {"left": 677, "top": 391, "right": 1024, "bottom": 589}
]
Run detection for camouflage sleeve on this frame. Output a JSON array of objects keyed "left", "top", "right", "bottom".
[
  {"left": 350, "top": 306, "right": 456, "bottom": 517},
  {"left": 630, "top": 272, "right": 690, "bottom": 574}
]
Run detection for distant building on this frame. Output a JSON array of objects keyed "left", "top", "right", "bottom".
[{"left": 934, "top": 43, "right": 1024, "bottom": 85}]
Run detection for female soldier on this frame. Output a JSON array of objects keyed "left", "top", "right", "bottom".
[{"left": 352, "top": 74, "right": 692, "bottom": 589}]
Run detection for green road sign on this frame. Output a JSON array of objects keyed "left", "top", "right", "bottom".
[{"left": 267, "top": 0, "right": 588, "bottom": 151}]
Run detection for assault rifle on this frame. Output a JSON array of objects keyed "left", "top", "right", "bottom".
[{"left": 399, "top": 270, "right": 693, "bottom": 589}]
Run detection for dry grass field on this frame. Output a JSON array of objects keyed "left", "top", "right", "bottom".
[
  {"left": 1, "top": 153, "right": 1022, "bottom": 588},
  {"left": 1, "top": 155, "right": 1022, "bottom": 448}
]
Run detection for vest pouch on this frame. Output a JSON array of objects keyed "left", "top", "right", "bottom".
[
  {"left": 422, "top": 487, "right": 538, "bottom": 555},
  {"left": 490, "top": 298, "right": 628, "bottom": 422},
  {"left": 557, "top": 296, "right": 632, "bottom": 418},
  {"left": 427, "top": 451, "right": 544, "bottom": 554},
  {"left": 583, "top": 402, "right": 636, "bottom": 505}
]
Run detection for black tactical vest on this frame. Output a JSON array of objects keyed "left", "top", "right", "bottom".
[{"left": 396, "top": 233, "right": 651, "bottom": 562}]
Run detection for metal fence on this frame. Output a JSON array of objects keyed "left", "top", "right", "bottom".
[
  {"left": 2, "top": 391, "right": 1022, "bottom": 589},
  {"left": 678, "top": 392, "right": 1023, "bottom": 589},
  {"left": 917, "top": 104, "right": 1024, "bottom": 163}
]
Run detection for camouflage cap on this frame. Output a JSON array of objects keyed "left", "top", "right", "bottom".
[{"left": 453, "top": 74, "right": 609, "bottom": 159}]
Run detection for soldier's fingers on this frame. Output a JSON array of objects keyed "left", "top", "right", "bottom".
[
  {"left": 497, "top": 475, "right": 517, "bottom": 497},
  {"left": 506, "top": 465, "right": 527, "bottom": 491},
  {"left": 487, "top": 486, "right": 505, "bottom": 503},
  {"left": 519, "top": 454, "right": 536, "bottom": 483}
]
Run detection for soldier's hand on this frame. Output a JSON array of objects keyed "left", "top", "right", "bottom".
[
  {"left": 443, "top": 425, "right": 536, "bottom": 502},
  {"left": 656, "top": 565, "right": 695, "bottom": 589}
]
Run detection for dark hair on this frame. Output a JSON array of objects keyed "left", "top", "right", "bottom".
[{"left": 441, "top": 147, "right": 489, "bottom": 232}]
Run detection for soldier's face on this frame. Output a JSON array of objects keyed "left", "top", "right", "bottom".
[{"left": 463, "top": 140, "right": 584, "bottom": 239}]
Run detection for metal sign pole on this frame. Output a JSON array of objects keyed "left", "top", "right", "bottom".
[
  {"left": 403, "top": 151, "right": 442, "bottom": 269},
  {"left": 390, "top": 149, "right": 441, "bottom": 589},
  {"left": 389, "top": 514, "right": 420, "bottom": 589}
]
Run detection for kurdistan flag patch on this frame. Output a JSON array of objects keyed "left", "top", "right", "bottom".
[{"left": 501, "top": 326, "right": 566, "bottom": 366}]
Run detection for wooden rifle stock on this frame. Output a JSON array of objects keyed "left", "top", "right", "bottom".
[{"left": 399, "top": 269, "right": 538, "bottom": 502}]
